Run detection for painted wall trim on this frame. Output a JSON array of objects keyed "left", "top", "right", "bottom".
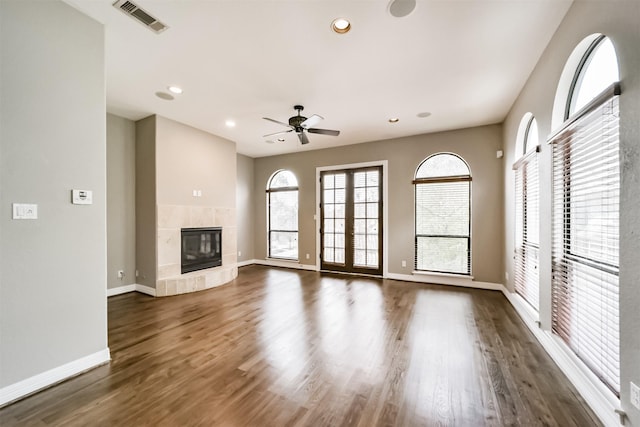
[
  {"left": 252, "top": 258, "right": 317, "bottom": 271},
  {"left": 0, "top": 348, "right": 110, "bottom": 407},
  {"left": 237, "top": 259, "right": 255, "bottom": 268},
  {"left": 106, "top": 284, "right": 136, "bottom": 297},
  {"left": 386, "top": 272, "right": 503, "bottom": 291},
  {"left": 134, "top": 284, "right": 156, "bottom": 297},
  {"left": 501, "top": 288, "right": 620, "bottom": 427},
  {"left": 107, "top": 284, "right": 156, "bottom": 297}
]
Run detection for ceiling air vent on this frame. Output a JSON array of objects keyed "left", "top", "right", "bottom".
[{"left": 112, "top": 0, "right": 168, "bottom": 34}]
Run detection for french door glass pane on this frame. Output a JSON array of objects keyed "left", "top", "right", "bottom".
[
  {"left": 353, "top": 171, "right": 379, "bottom": 268},
  {"left": 323, "top": 172, "right": 346, "bottom": 265}
]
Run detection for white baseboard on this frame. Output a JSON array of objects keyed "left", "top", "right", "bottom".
[
  {"left": 106, "top": 284, "right": 136, "bottom": 297},
  {"left": 251, "top": 258, "right": 318, "bottom": 271},
  {"left": 134, "top": 284, "right": 156, "bottom": 297},
  {"left": 0, "top": 348, "right": 110, "bottom": 407},
  {"left": 386, "top": 272, "right": 503, "bottom": 291},
  {"left": 236, "top": 259, "right": 255, "bottom": 268},
  {"left": 501, "top": 288, "right": 621, "bottom": 427},
  {"left": 107, "top": 284, "right": 156, "bottom": 297}
]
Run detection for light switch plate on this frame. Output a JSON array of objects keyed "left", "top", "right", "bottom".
[
  {"left": 72, "top": 189, "right": 93, "bottom": 205},
  {"left": 12, "top": 203, "right": 38, "bottom": 219}
]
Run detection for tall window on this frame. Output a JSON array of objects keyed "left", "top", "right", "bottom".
[
  {"left": 551, "top": 35, "right": 620, "bottom": 395},
  {"left": 414, "top": 153, "right": 471, "bottom": 274},
  {"left": 514, "top": 115, "right": 540, "bottom": 310},
  {"left": 267, "top": 170, "right": 298, "bottom": 260}
]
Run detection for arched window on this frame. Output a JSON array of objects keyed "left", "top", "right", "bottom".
[
  {"left": 567, "top": 36, "right": 619, "bottom": 118},
  {"left": 266, "top": 170, "right": 298, "bottom": 260},
  {"left": 513, "top": 114, "right": 540, "bottom": 310},
  {"left": 523, "top": 116, "right": 538, "bottom": 155},
  {"left": 414, "top": 153, "right": 471, "bottom": 275},
  {"left": 550, "top": 35, "right": 620, "bottom": 395}
]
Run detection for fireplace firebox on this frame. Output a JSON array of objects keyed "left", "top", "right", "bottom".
[{"left": 181, "top": 227, "right": 222, "bottom": 274}]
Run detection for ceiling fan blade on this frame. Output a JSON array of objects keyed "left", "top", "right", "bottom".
[
  {"left": 307, "top": 128, "right": 340, "bottom": 136},
  {"left": 262, "top": 129, "right": 293, "bottom": 137},
  {"left": 263, "top": 117, "right": 293, "bottom": 128},
  {"left": 300, "top": 114, "right": 323, "bottom": 129},
  {"left": 298, "top": 132, "right": 310, "bottom": 145}
]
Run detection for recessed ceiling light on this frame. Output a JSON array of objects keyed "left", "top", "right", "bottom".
[
  {"left": 331, "top": 18, "right": 351, "bottom": 34},
  {"left": 417, "top": 112, "right": 432, "bottom": 118},
  {"left": 277, "top": 138, "right": 285, "bottom": 142},
  {"left": 388, "top": 118, "right": 399, "bottom": 123},
  {"left": 155, "top": 91, "right": 174, "bottom": 101},
  {"left": 167, "top": 85, "right": 183, "bottom": 94},
  {"left": 225, "top": 120, "right": 236, "bottom": 128}
]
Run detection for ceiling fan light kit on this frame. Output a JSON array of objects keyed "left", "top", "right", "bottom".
[{"left": 263, "top": 105, "right": 340, "bottom": 145}]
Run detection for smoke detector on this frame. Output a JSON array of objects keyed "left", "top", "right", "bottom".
[{"left": 113, "top": 0, "right": 168, "bottom": 34}]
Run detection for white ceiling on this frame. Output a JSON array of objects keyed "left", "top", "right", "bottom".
[{"left": 64, "top": 0, "right": 572, "bottom": 158}]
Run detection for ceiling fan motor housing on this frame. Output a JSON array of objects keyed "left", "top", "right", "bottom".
[
  {"left": 289, "top": 115, "right": 307, "bottom": 130},
  {"left": 289, "top": 105, "right": 306, "bottom": 131}
]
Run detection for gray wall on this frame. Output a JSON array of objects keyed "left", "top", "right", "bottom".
[
  {"left": 237, "top": 154, "right": 255, "bottom": 262},
  {"left": 155, "top": 116, "right": 236, "bottom": 208},
  {"left": 135, "top": 116, "right": 157, "bottom": 287},
  {"left": 502, "top": 1, "right": 640, "bottom": 424},
  {"left": 253, "top": 125, "right": 504, "bottom": 284},
  {"left": 0, "top": 0, "right": 108, "bottom": 387},
  {"left": 107, "top": 114, "right": 136, "bottom": 289}
]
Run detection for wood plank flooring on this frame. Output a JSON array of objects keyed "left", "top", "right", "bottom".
[{"left": 0, "top": 265, "right": 601, "bottom": 426}]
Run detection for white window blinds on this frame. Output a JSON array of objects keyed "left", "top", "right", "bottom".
[
  {"left": 550, "top": 84, "right": 620, "bottom": 395},
  {"left": 513, "top": 147, "right": 540, "bottom": 311}
]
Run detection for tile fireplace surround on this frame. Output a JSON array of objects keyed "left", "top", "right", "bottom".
[{"left": 156, "top": 204, "right": 237, "bottom": 297}]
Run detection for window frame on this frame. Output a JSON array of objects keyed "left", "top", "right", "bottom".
[
  {"left": 266, "top": 170, "right": 299, "bottom": 261},
  {"left": 513, "top": 114, "right": 540, "bottom": 311},
  {"left": 550, "top": 32, "right": 621, "bottom": 393},
  {"left": 413, "top": 153, "right": 472, "bottom": 275}
]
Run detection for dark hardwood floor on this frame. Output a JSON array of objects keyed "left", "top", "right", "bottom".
[{"left": 0, "top": 265, "right": 600, "bottom": 426}]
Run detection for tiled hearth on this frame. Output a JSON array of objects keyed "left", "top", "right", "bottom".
[{"left": 156, "top": 204, "right": 237, "bottom": 297}]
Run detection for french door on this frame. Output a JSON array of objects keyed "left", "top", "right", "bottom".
[{"left": 320, "top": 166, "right": 383, "bottom": 275}]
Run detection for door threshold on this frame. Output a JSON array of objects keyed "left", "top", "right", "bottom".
[{"left": 319, "top": 269, "right": 382, "bottom": 279}]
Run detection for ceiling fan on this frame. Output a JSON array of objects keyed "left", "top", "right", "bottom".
[{"left": 263, "top": 105, "right": 340, "bottom": 145}]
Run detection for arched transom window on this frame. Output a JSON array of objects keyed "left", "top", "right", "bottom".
[
  {"left": 414, "top": 153, "right": 471, "bottom": 275},
  {"left": 567, "top": 36, "right": 619, "bottom": 118}
]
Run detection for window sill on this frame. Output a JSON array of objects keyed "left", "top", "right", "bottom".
[
  {"left": 266, "top": 257, "right": 299, "bottom": 263},
  {"left": 412, "top": 270, "right": 474, "bottom": 281}
]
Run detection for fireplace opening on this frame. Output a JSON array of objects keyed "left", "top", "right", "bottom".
[{"left": 181, "top": 227, "right": 222, "bottom": 274}]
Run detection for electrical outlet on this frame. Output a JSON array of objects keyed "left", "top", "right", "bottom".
[
  {"left": 117, "top": 270, "right": 125, "bottom": 279},
  {"left": 631, "top": 381, "right": 640, "bottom": 410},
  {"left": 402, "top": 260, "right": 407, "bottom": 268},
  {"left": 505, "top": 271, "right": 509, "bottom": 281},
  {"left": 238, "top": 251, "right": 242, "bottom": 257},
  {"left": 306, "top": 253, "right": 310, "bottom": 259}
]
